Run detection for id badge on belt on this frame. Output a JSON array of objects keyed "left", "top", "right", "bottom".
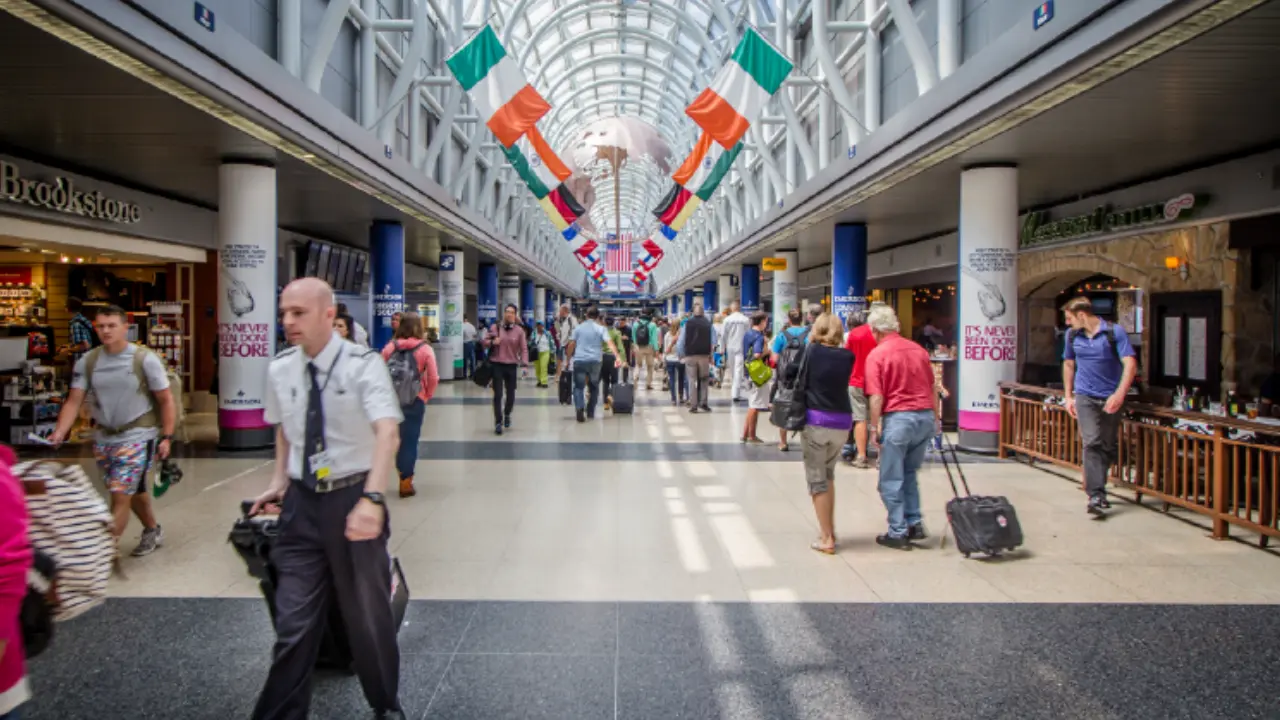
[{"left": 308, "top": 450, "right": 333, "bottom": 480}]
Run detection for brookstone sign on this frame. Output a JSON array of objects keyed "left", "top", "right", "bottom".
[
  {"left": 1021, "top": 193, "right": 1199, "bottom": 248},
  {"left": 1, "top": 160, "right": 143, "bottom": 224}
]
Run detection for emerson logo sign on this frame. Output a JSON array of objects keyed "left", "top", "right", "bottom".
[{"left": 1, "top": 161, "right": 143, "bottom": 224}]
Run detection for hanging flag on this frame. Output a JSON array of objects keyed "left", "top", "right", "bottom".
[
  {"left": 660, "top": 225, "right": 678, "bottom": 241},
  {"left": 526, "top": 127, "right": 571, "bottom": 183},
  {"left": 605, "top": 238, "right": 632, "bottom": 273},
  {"left": 502, "top": 144, "right": 551, "bottom": 199},
  {"left": 446, "top": 25, "right": 551, "bottom": 148},
  {"left": 636, "top": 237, "right": 664, "bottom": 271},
  {"left": 666, "top": 196, "right": 702, "bottom": 232},
  {"left": 652, "top": 185, "right": 695, "bottom": 226},
  {"left": 684, "top": 27, "right": 792, "bottom": 149},
  {"left": 693, "top": 141, "right": 745, "bottom": 201}
]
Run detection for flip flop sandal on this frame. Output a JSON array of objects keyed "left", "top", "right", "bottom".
[{"left": 809, "top": 541, "right": 836, "bottom": 555}]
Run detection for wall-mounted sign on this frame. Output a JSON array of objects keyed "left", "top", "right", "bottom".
[
  {"left": 762, "top": 257, "right": 788, "bottom": 271},
  {"left": 1020, "top": 193, "right": 1200, "bottom": 249},
  {"left": 1033, "top": 1, "right": 1054, "bottom": 30},
  {"left": 1, "top": 161, "right": 142, "bottom": 224},
  {"left": 194, "top": 2, "right": 216, "bottom": 32}
]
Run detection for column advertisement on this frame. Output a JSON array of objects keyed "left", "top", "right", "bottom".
[
  {"left": 216, "top": 163, "right": 277, "bottom": 449},
  {"left": 370, "top": 221, "right": 405, "bottom": 349},
  {"left": 438, "top": 250, "right": 463, "bottom": 380},
  {"left": 740, "top": 265, "right": 760, "bottom": 313},
  {"left": 520, "top": 279, "right": 535, "bottom": 324},
  {"left": 832, "top": 224, "right": 868, "bottom": 323},
  {"left": 477, "top": 263, "right": 498, "bottom": 325},
  {"left": 957, "top": 166, "right": 1019, "bottom": 447}
]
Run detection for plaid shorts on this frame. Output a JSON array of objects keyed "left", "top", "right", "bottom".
[{"left": 93, "top": 439, "right": 154, "bottom": 495}]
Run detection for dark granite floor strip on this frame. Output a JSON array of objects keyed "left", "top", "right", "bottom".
[
  {"left": 430, "top": 396, "right": 743, "bottom": 407},
  {"left": 413, "top": 440, "right": 1005, "bottom": 463},
  {"left": 22, "top": 599, "right": 1279, "bottom": 720}
]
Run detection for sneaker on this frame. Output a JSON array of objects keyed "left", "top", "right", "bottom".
[
  {"left": 700, "top": 405, "right": 712, "bottom": 413},
  {"left": 907, "top": 523, "right": 928, "bottom": 542},
  {"left": 495, "top": 423, "right": 504, "bottom": 436},
  {"left": 576, "top": 409, "right": 585, "bottom": 423},
  {"left": 875, "top": 533, "right": 911, "bottom": 551},
  {"left": 1098, "top": 496, "right": 1113, "bottom": 510},
  {"left": 131, "top": 525, "right": 164, "bottom": 557},
  {"left": 1087, "top": 495, "right": 1106, "bottom": 517},
  {"left": 504, "top": 416, "right": 512, "bottom": 429}
]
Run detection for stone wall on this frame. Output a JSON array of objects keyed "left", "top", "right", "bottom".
[{"left": 1017, "top": 222, "right": 1270, "bottom": 393}]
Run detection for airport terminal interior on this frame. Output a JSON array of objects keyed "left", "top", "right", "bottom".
[{"left": 2, "top": 0, "right": 1279, "bottom": 717}]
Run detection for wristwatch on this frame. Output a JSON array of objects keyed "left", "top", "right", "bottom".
[
  {"left": 160, "top": 434, "right": 174, "bottom": 442},
  {"left": 362, "top": 491, "right": 387, "bottom": 506}
]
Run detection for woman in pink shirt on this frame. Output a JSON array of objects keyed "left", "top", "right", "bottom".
[
  {"left": 0, "top": 445, "right": 32, "bottom": 719},
  {"left": 380, "top": 312, "right": 439, "bottom": 499}
]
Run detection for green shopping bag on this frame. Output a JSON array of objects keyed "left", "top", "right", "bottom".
[{"left": 745, "top": 358, "right": 773, "bottom": 387}]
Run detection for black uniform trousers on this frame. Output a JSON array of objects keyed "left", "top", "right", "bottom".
[
  {"left": 490, "top": 362, "right": 519, "bottom": 424},
  {"left": 252, "top": 480, "right": 399, "bottom": 720}
]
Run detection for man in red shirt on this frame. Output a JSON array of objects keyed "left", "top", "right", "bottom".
[
  {"left": 864, "top": 304, "right": 940, "bottom": 550},
  {"left": 842, "top": 310, "right": 878, "bottom": 469}
]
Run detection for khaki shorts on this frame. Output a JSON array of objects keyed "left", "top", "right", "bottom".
[
  {"left": 802, "top": 426, "right": 846, "bottom": 495},
  {"left": 849, "top": 386, "right": 869, "bottom": 423}
]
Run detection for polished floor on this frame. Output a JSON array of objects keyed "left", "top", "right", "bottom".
[{"left": 17, "top": 377, "right": 1280, "bottom": 719}]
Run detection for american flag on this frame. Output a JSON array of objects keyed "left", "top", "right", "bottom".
[{"left": 604, "top": 233, "right": 633, "bottom": 273}]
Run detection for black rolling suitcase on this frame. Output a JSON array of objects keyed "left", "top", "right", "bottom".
[
  {"left": 229, "top": 501, "right": 410, "bottom": 672},
  {"left": 612, "top": 367, "right": 635, "bottom": 414},
  {"left": 558, "top": 368, "right": 573, "bottom": 405},
  {"left": 940, "top": 439, "right": 1024, "bottom": 558}
]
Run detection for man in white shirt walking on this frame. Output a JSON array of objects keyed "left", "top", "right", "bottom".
[
  {"left": 720, "top": 301, "right": 750, "bottom": 403},
  {"left": 250, "top": 277, "right": 405, "bottom": 719},
  {"left": 555, "top": 304, "right": 579, "bottom": 364}
]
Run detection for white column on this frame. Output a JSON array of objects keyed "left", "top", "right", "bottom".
[
  {"left": 533, "top": 285, "right": 546, "bottom": 326},
  {"left": 278, "top": 0, "right": 302, "bottom": 77},
  {"left": 718, "top": 273, "right": 735, "bottom": 311},
  {"left": 957, "top": 165, "right": 1019, "bottom": 452},
  {"left": 217, "top": 163, "right": 278, "bottom": 450},
  {"left": 770, "top": 249, "right": 799, "bottom": 335},
  {"left": 359, "top": 0, "right": 378, "bottom": 128},
  {"left": 438, "top": 248, "right": 464, "bottom": 380}
]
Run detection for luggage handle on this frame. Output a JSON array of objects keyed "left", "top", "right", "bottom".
[{"left": 939, "top": 434, "right": 972, "bottom": 498}]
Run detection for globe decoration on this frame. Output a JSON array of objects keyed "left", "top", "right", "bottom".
[{"left": 561, "top": 117, "right": 673, "bottom": 239}]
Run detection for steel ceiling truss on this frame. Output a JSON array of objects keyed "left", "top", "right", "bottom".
[{"left": 285, "top": 0, "right": 955, "bottom": 289}]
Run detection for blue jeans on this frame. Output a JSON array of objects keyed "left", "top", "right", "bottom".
[
  {"left": 396, "top": 398, "right": 425, "bottom": 479},
  {"left": 573, "top": 360, "right": 602, "bottom": 414},
  {"left": 877, "top": 410, "right": 936, "bottom": 537},
  {"left": 463, "top": 341, "right": 476, "bottom": 377},
  {"left": 665, "top": 360, "right": 687, "bottom": 403}
]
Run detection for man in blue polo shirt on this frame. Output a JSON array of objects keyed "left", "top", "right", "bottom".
[{"left": 1062, "top": 296, "right": 1138, "bottom": 517}]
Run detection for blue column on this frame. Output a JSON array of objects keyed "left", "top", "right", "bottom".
[
  {"left": 670, "top": 296, "right": 679, "bottom": 316},
  {"left": 683, "top": 289, "right": 694, "bottom": 314},
  {"left": 370, "top": 220, "right": 404, "bottom": 349},
  {"left": 477, "top": 263, "right": 498, "bottom": 326},
  {"left": 832, "top": 223, "right": 868, "bottom": 324},
  {"left": 703, "top": 280, "right": 718, "bottom": 312},
  {"left": 740, "top": 264, "right": 760, "bottom": 313},
  {"left": 520, "top": 278, "right": 535, "bottom": 323},
  {"left": 545, "top": 288, "right": 556, "bottom": 319}
]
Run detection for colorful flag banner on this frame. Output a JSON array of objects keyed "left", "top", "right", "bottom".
[
  {"left": 684, "top": 27, "right": 792, "bottom": 150},
  {"left": 446, "top": 25, "right": 551, "bottom": 148}
]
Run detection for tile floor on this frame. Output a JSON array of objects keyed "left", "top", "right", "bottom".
[{"left": 17, "top": 378, "right": 1280, "bottom": 718}]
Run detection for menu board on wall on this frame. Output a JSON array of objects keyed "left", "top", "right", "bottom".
[
  {"left": 1163, "top": 316, "right": 1182, "bottom": 377},
  {"left": 1187, "top": 317, "right": 1208, "bottom": 381}
]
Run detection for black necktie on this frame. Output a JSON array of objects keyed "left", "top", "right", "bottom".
[{"left": 302, "top": 361, "right": 325, "bottom": 487}]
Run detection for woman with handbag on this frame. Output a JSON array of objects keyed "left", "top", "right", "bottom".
[
  {"left": 796, "top": 314, "right": 855, "bottom": 555},
  {"left": 740, "top": 312, "right": 773, "bottom": 444}
]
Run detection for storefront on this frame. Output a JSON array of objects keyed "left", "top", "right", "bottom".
[
  {"left": 1016, "top": 151, "right": 1280, "bottom": 404},
  {"left": 0, "top": 154, "right": 216, "bottom": 445}
]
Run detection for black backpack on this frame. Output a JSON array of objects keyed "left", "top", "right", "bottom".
[
  {"left": 636, "top": 323, "right": 650, "bottom": 347},
  {"left": 776, "top": 329, "right": 809, "bottom": 385},
  {"left": 387, "top": 343, "right": 425, "bottom": 407},
  {"left": 1067, "top": 327, "right": 1120, "bottom": 363}
]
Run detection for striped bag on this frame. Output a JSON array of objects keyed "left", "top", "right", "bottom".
[{"left": 15, "top": 461, "right": 115, "bottom": 621}]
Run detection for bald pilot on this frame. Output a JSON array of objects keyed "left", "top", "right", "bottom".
[{"left": 250, "top": 278, "right": 405, "bottom": 719}]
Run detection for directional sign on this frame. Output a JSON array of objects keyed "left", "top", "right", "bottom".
[
  {"left": 1033, "top": 1, "right": 1054, "bottom": 30},
  {"left": 194, "top": 2, "right": 215, "bottom": 32},
  {"left": 762, "top": 257, "right": 788, "bottom": 272}
]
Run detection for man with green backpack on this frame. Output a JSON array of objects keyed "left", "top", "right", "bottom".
[{"left": 49, "top": 305, "right": 177, "bottom": 557}]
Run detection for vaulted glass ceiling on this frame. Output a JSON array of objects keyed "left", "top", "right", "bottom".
[{"left": 485, "top": 0, "right": 783, "bottom": 236}]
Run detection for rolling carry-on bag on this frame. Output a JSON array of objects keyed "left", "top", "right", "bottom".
[
  {"left": 229, "top": 501, "right": 410, "bottom": 671},
  {"left": 940, "top": 440, "right": 1024, "bottom": 558},
  {"left": 558, "top": 369, "right": 573, "bottom": 405},
  {"left": 612, "top": 367, "right": 635, "bottom": 414}
]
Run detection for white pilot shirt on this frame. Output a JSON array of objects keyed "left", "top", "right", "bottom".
[{"left": 264, "top": 332, "right": 404, "bottom": 481}]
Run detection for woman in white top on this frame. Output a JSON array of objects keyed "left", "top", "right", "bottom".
[
  {"left": 664, "top": 318, "right": 688, "bottom": 406},
  {"left": 532, "top": 321, "right": 553, "bottom": 388}
]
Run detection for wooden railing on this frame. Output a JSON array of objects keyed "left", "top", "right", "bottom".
[{"left": 999, "top": 382, "right": 1280, "bottom": 546}]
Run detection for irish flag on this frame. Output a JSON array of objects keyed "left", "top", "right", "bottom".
[
  {"left": 447, "top": 25, "right": 551, "bottom": 148},
  {"left": 685, "top": 28, "right": 792, "bottom": 149}
]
